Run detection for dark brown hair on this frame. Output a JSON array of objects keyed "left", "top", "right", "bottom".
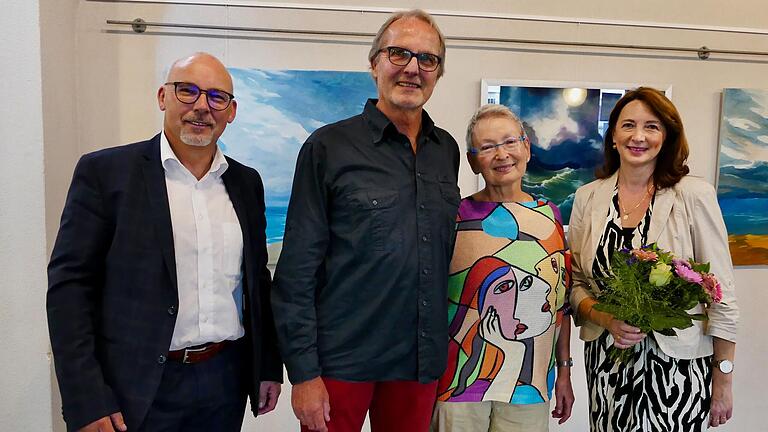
[{"left": 596, "top": 87, "right": 689, "bottom": 188}]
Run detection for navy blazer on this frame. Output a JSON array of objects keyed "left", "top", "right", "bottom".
[{"left": 47, "top": 134, "right": 282, "bottom": 431}]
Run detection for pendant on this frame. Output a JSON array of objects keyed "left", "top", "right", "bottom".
[{"left": 623, "top": 214, "right": 629, "bottom": 220}]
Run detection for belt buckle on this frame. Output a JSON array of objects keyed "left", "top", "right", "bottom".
[{"left": 182, "top": 344, "right": 209, "bottom": 364}]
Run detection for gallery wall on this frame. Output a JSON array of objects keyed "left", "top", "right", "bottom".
[
  {"left": 19, "top": 0, "right": 768, "bottom": 430},
  {"left": 0, "top": 2, "right": 53, "bottom": 432}
]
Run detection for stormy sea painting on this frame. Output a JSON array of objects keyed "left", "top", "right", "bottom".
[
  {"left": 220, "top": 69, "right": 376, "bottom": 255},
  {"left": 716, "top": 88, "right": 768, "bottom": 265},
  {"left": 488, "top": 85, "right": 625, "bottom": 224}
]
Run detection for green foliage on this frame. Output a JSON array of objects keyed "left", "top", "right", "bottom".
[{"left": 592, "top": 244, "right": 714, "bottom": 364}]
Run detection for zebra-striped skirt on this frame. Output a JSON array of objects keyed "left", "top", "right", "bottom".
[{"left": 585, "top": 332, "right": 712, "bottom": 432}]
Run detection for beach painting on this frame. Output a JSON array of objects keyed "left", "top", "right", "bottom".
[
  {"left": 482, "top": 81, "right": 647, "bottom": 224},
  {"left": 220, "top": 69, "right": 377, "bottom": 260},
  {"left": 716, "top": 88, "right": 768, "bottom": 266}
]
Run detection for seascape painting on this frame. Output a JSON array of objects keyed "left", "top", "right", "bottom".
[
  {"left": 484, "top": 82, "right": 631, "bottom": 223},
  {"left": 716, "top": 88, "right": 768, "bottom": 266},
  {"left": 220, "top": 69, "right": 376, "bottom": 257}
]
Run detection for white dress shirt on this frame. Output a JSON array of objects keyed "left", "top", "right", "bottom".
[{"left": 161, "top": 133, "right": 245, "bottom": 350}]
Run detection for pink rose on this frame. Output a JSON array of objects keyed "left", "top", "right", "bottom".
[
  {"left": 631, "top": 249, "right": 658, "bottom": 262},
  {"left": 674, "top": 262, "right": 703, "bottom": 284},
  {"left": 700, "top": 273, "right": 723, "bottom": 303}
]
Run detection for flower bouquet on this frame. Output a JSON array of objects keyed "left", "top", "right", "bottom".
[{"left": 593, "top": 243, "right": 723, "bottom": 364}]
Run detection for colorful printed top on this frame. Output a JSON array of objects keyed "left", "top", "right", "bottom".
[{"left": 437, "top": 196, "right": 571, "bottom": 405}]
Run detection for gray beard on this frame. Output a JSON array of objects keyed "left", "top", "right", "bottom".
[{"left": 180, "top": 131, "right": 213, "bottom": 147}]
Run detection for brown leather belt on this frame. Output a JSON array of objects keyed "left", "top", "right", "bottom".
[{"left": 168, "top": 341, "right": 229, "bottom": 364}]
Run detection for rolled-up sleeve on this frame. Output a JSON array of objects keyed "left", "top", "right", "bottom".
[
  {"left": 691, "top": 183, "right": 738, "bottom": 343},
  {"left": 271, "top": 138, "right": 329, "bottom": 384}
]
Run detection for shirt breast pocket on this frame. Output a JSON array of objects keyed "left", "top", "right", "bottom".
[{"left": 349, "top": 189, "right": 401, "bottom": 253}]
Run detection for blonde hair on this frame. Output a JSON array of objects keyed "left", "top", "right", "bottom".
[{"left": 465, "top": 104, "right": 525, "bottom": 151}]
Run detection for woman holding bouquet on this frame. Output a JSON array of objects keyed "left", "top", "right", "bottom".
[
  {"left": 433, "top": 104, "right": 574, "bottom": 432},
  {"left": 569, "top": 87, "right": 738, "bottom": 431}
]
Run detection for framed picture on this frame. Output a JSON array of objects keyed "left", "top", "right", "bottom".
[
  {"left": 221, "top": 69, "right": 377, "bottom": 262},
  {"left": 716, "top": 88, "right": 768, "bottom": 266},
  {"left": 479, "top": 80, "right": 671, "bottom": 225}
]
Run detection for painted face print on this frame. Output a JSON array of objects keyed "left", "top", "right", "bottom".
[{"left": 479, "top": 264, "right": 552, "bottom": 340}]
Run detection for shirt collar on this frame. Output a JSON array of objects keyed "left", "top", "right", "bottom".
[
  {"left": 160, "top": 131, "right": 229, "bottom": 179},
  {"left": 362, "top": 99, "right": 439, "bottom": 145}
]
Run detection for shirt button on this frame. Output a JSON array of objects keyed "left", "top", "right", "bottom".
[
  {"left": 420, "top": 330, "right": 427, "bottom": 338},
  {"left": 167, "top": 305, "right": 176, "bottom": 316},
  {"left": 372, "top": 199, "right": 378, "bottom": 206},
  {"left": 417, "top": 172, "right": 422, "bottom": 178},
  {"left": 422, "top": 235, "right": 429, "bottom": 242},
  {"left": 422, "top": 300, "right": 428, "bottom": 307},
  {"left": 201, "top": 314, "right": 208, "bottom": 322},
  {"left": 157, "top": 354, "right": 167, "bottom": 364},
  {"left": 422, "top": 268, "right": 430, "bottom": 275},
  {"left": 419, "top": 204, "right": 425, "bottom": 210}
]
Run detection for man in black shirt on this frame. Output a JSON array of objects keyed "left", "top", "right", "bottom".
[{"left": 272, "top": 9, "right": 460, "bottom": 432}]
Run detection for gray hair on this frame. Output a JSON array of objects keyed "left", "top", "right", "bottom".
[
  {"left": 368, "top": 9, "right": 446, "bottom": 78},
  {"left": 465, "top": 104, "right": 526, "bottom": 152}
]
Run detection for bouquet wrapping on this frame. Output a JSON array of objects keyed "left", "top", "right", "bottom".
[{"left": 593, "top": 243, "right": 722, "bottom": 363}]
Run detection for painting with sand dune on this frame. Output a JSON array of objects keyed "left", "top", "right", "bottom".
[{"left": 716, "top": 88, "right": 768, "bottom": 265}]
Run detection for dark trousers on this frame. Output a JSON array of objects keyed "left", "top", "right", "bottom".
[{"left": 138, "top": 341, "right": 248, "bottom": 432}]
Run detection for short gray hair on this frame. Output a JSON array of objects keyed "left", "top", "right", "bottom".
[
  {"left": 368, "top": 9, "right": 446, "bottom": 78},
  {"left": 466, "top": 104, "right": 526, "bottom": 152}
]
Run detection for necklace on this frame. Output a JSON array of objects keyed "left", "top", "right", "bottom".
[{"left": 619, "top": 182, "right": 654, "bottom": 220}]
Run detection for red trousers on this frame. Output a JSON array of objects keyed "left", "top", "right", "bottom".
[{"left": 300, "top": 377, "right": 438, "bottom": 432}]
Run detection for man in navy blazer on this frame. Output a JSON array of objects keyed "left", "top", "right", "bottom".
[{"left": 47, "top": 52, "right": 282, "bottom": 432}]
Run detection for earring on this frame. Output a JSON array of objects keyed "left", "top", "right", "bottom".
[{"left": 612, "top": 144, "right": 617, "bottom": 149}]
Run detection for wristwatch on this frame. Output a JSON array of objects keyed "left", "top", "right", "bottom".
[
  {"left": 714, "top": 359, "right": 734, "bottom": 374},
  {"left": 556, "top": 357, "right": 573, "bottom": 368}
]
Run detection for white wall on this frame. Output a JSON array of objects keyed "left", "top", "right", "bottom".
[
  {"left": 0, "top": 1, "right": 54, "bottom": 431},
  {"left": 25, "top": 0, "right": 768, "bottom": 431}
]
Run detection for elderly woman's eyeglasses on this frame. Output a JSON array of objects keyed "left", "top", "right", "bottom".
[
  {"left": 469, "top": 136, "right": 528, "bottom": 156},
  {"left": 378, "top": 46, "right": 442, "bottom": 72},
  {"left": 165, "top": 82, "right": 235, "bottom": 111}
]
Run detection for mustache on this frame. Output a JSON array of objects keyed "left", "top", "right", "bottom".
[{"left": 183, "top": 114, "right": 214, "bottom": 125}]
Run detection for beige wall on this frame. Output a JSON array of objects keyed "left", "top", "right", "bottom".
[
  {"left": 25, "top": 0, "right": 768, "bottom": 430},
  {"left": 0, "top": 1, "right": 53, "bottom": 431}
]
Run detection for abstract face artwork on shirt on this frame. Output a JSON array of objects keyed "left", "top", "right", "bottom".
[
  {"left": 475, "top": 257, "right": 552, "bottom": 340},
  {"left": 534, "top": 251, "right": 568, "bottom": 321},
  {"left": 438, "top": 198, "right": 569, "bottom": 405}
]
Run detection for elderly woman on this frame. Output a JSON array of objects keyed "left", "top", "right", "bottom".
[
  {"left": 432, "top": 104, "right": 574, "bottom": 432},
  {"left": 568, "top": 87, "right": 738, "bottom": 431}
]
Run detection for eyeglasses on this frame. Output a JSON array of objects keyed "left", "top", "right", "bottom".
[
  {"left": 469, "top": 135, "right": 528, "bottom": 156},
  {"left": 164, "top": 81, "right": 235, "bottom": 111},
  {"left": 378, "top": 46, "right": 442, "bottom": 72}
]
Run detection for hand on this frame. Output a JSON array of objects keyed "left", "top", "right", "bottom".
[
  {"left": 551, "top": 372, "right": 574, "bottom": 424},
  {"left": 479, "top": 306, "right": 516, "bottom": 350},
  {"left": 258, "top": 381, "right": 282, "bottom": 415},
  {"left": 606, "top": 319, "right": 645, "bottom": 349},
  {"left": 291, "top": 377, "right": 330, "bottom": 432},
  {"left": 709, "top": 372, "right": 733, "bottom": 427},
  {"left": 78, "top": 412, "right": 127, "bottom": 432}
]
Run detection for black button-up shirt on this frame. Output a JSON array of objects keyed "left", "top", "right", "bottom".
[{"left": 273, "top": 99, "right": 460, "bottom": 384}]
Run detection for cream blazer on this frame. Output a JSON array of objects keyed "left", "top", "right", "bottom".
[{"left": 568, "top": 173, "right": 738, "bottom": 359}]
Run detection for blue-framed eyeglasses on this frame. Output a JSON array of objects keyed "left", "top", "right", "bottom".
[
  {"left": 469, "top": 135, "right": 528, "bottom": 156},
  {"left": 164, "top": 81, "right": 235, "bottom": 111},
  {"left": 378, "top": 46, "right": 442, "bottom": 72}
]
